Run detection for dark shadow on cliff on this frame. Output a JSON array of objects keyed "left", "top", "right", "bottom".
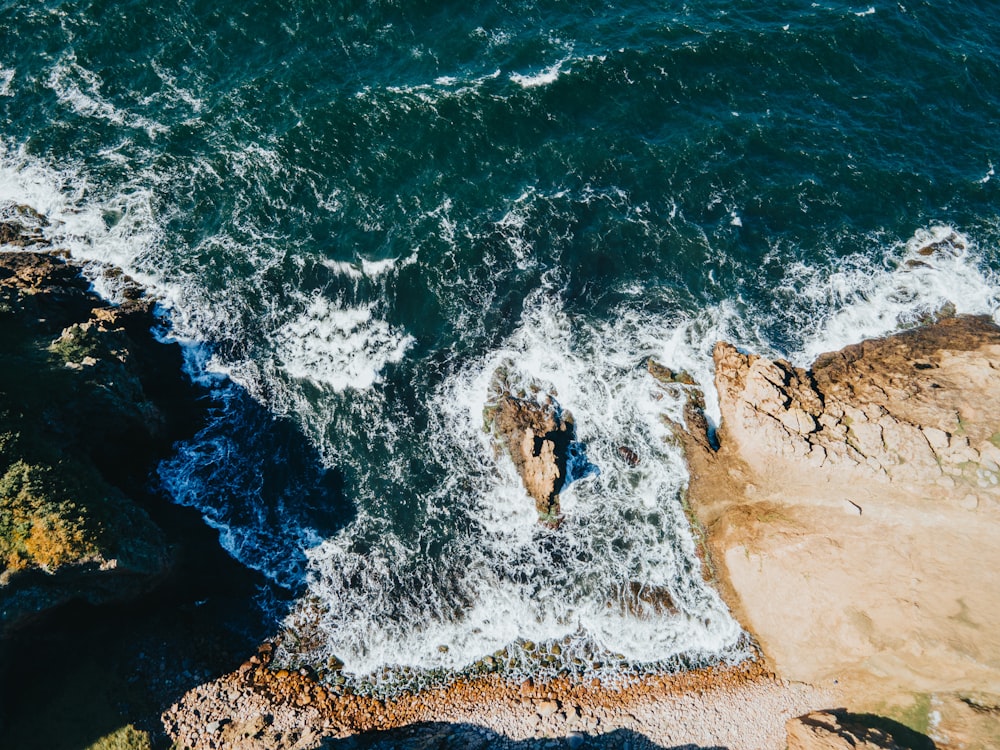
[
  {"left": 0, "top": 250, "right": 357, "bottom": 749},
  {"left": 321, "top": 723, "right": 725, "bottom": 750},
  {"left": 831, "top": 711, "right": 937, "bottom": 750},
  {"left": 0, "top": 395, "right": 353, "bottom": 750}
]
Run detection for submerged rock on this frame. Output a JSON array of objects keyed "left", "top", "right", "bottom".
[
  {"left": 616, "top": 445, "right": 640, "bottom": 467},
  {"left": 646, "top": 357, "right": 697, "bottom": 386}
]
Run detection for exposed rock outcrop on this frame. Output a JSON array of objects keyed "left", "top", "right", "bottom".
[
  {"left": 681, "top": 315, "right": 1000, "bottom": 749},
  {"left": 0, "top": 249, "right": 202, "bottom": 634},
  {"left": 714, "top": 315, "right": 1000, "bottom": 505},
  {"left": 0, "top": 202, "right": 51, "bottom": 248},
  {"left": 487, "top": 391, "right": 574, "bottom": 523}
]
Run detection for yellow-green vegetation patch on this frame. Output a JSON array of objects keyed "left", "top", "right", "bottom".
[
  {"left": 0, "top": 444, "right": 166, "bottom": 580},
  {"left": 85, "top": 725, "right": 153, "bottom": 750},
  {"left": 49, "top": 323, "right": 108, "bottom": 365},
  {"left": 889, "top": 692, "right": 933, "bottom": 735},
  {"left": 0, "top": 458, "right": 104, "bottom": 574}
]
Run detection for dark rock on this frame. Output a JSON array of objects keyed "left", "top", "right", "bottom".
[
  {"left": 646, "top": 358, "right": 696, "bottom": 385},
  {"left": 0, "top": 203, "right": 50, "bottom": 248},
  {"left": 617, "top": 445, "right": 640, "bottom": 467},
  {"left": 0, "top": 249, "right": 205, "bottom": 635}
]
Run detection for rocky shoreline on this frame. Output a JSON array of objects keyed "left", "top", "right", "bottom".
[
  {"left": 680, "top": 314, "right": 1000, "bottom": 749},
  {"left": 4, "top": 208, "right": 997, "bottom": 748},
  {"left": 161, "top": 317, "right": 1000, "bottom": 749},
  {"left": 0, "top": 228, "right": 276, "bottom": 748},
  {"left": 162, "top": 651, "right": 832, "bottom": 750}
]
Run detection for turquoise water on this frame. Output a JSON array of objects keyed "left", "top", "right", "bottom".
[{"left": 2, "top": 0, "right": 1000, "bottom": 685}]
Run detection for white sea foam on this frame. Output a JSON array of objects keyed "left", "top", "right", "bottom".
[
  {"left": 46, "top": 53, "right": 167, "bottom": 138},
  {"left": 0, "top": 66, "right": 14, "bottom": 97},
  {"left": 283, "top": 287, "right": 747, "bottom": 678},
  {"left": 778, "top": 226, "right": 1000, "bottom": 365},
  {"left": 274, "top": 296, "right": 414, "bottom": 393},
  {"left": 149, "top": 60, "right": 206, "bottom": 114},
  {"left": 377, "top": 70, "right": 502, "bottom": 108},
  {"left": 0, "top": 139, "right": 162, "bottom": 290},
  {"left": 322, "top": 252, "right": 417, "bottom": 279},
  {"left": 510, "top": 52, "right": 576, "bottom": 89}
]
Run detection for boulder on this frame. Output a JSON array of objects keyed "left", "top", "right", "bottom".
[
  {"left": 488, "top": 392, "right": 574, "bottom": 523},
  {"left": 0, "top": 202, "right": 50, "bottom": 248}
]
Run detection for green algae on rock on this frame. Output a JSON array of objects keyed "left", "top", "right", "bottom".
[{"left": 0, "top": 249, "right": 199, "bottom": 634}]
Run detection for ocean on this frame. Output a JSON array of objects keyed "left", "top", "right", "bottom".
[{"left": 2, "top": 0, "right": 999, "bottom": 692}]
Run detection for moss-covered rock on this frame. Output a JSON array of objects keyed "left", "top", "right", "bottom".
[{"left": 0, "top": 249, "right": 198, "bottom": 634}]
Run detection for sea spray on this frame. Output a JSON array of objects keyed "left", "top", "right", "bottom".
[{"left": 278, "top": 285, "right": 747, "bottom": 683}]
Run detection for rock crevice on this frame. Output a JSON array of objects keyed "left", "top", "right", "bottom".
[
  {"left": 487, "top": 390, "right": 575, "bottom": 524},
  {"left": 714, "top": 315, "right": 1000, "bottom": 505}
]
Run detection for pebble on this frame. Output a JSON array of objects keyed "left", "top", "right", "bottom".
[
  {"left": 536, "top": 699, "right": 560, "bottom": 717},
  {"left": 162, "top": 661, "right": 834, "bottom": 750}
]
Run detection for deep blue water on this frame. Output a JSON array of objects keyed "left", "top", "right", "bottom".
[{"left": 2, "top": 0, "right": 999, "bottom": 688}]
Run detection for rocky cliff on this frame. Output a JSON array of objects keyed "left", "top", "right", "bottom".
[
  {"left": 714, "top": 315, "right": 1000, "bottom": 504},
  {"left": 684, "top": 315, "right": 1000, "bottom": 749},
  {"left": 0, "top": 245, "right": 203, "bottom": 634}
]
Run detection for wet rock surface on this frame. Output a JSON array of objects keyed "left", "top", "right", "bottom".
[
  {"left": 485, "top": 371, "right": 577, "bottom": 524},
  {"left": 0, "top": 202, "right": 51, "bottom": 248}
]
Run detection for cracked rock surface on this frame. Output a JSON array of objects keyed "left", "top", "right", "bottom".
[
  {"left": 714, "top": 315, "right": 1000, "bottom": 507},
  {"left": 682, "top": 314, "right": 1000, "bottom": 748}
]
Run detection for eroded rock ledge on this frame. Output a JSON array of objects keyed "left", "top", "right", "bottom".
[
  {"left": 684, "top": 315, "right": 1000, "bottom": 748},
  {"left": 715, "top": 315, "right": 1000, "bottom": 505},
  {"left": 0, "top": 249, "right": 203, "bottom": 634}
]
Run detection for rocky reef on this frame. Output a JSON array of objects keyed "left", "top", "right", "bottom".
[
  {"left": 484, "top": 366, "right": 577, "bottom": 525},
  {"left": 0, "top": 245, "right": 202, "bottom": 634},
  {"left": 683, "top": 314, "right": 1000, "bottom": 748}
]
